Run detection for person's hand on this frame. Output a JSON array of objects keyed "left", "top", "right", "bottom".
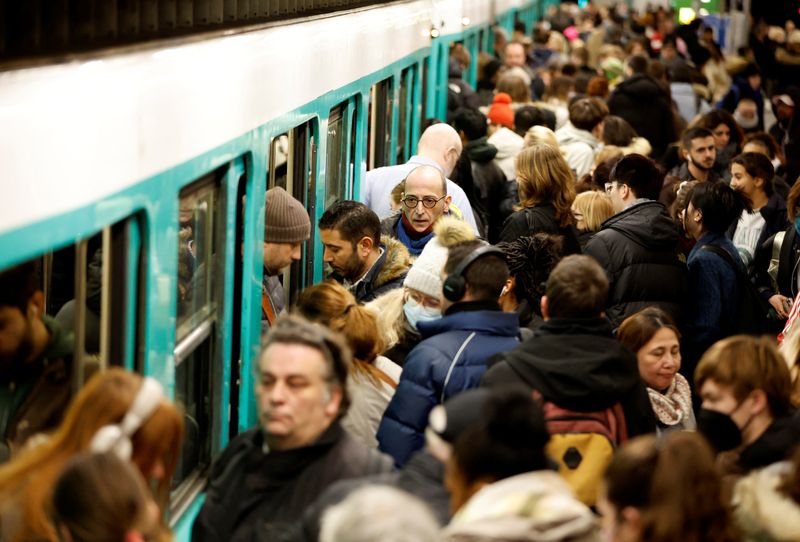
[{"left": 769, "top": 294, "right": 791, "bottom": 319}]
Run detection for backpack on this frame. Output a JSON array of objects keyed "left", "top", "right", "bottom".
[
  {"left": 701, "top": 244, "right": 780, "bottom": 335},
  {"left": 535, "top": 393, "right": 628, "bottom": 506}
]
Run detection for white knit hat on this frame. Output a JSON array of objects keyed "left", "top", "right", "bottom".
[
  {"left": 402, "top": 216, "right": 476, "bottom": 299},
  {"left": 403, "top": 237, "right": 449, "bottom": 298}
]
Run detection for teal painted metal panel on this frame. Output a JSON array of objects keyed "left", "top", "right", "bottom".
[{"left": 172, "top": 493, "right": 205, "bottom": 540}]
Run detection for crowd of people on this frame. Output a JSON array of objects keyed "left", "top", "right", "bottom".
[{"left": 2, "top": 2, "right": 800, "bottom": 542}]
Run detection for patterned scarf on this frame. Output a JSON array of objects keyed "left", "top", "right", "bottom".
[{"left": 647, "top": 373, "right": 693, "bottom": 426}]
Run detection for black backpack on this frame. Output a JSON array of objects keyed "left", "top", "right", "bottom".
[{"left": 701, "top": 244, "right": 781, "bottom": 335}]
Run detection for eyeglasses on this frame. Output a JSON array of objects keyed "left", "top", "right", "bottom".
[
  {"left": 401, "top": 195, "right": 446, "bottom": 209},
  {"left": 405, "top": 289, "right": 441, "bottom": 310}
]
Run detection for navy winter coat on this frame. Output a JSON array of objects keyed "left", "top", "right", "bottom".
[{"left": 376, "top": 304, "right": 520, "bottom": 467}]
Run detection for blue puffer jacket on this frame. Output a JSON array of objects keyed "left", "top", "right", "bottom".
[{"left": 377, "top": 304, "right": 520, "bottom": 467}]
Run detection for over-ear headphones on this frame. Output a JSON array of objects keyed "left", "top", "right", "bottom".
[
  {"left": 442, "top": 245, "right": 505, "bottom": 302},
  {"left": 90, "top": 377, "right": 163, "bottom": 460}
]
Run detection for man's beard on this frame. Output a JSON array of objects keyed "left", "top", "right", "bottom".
[{"left": 338, "top": 251, "right": 366, "bottom": 282}]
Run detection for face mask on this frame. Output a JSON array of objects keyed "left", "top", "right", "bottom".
[
  {"left": 403, "top": 298, "right": 441, "bottom": 330},
  {"left": 696, "top": 408, "right": 742, "bottom": 452}
]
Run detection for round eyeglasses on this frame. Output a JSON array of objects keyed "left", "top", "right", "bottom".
[{"left": 401, "top": 195, "right": 446, "bottom": 209}]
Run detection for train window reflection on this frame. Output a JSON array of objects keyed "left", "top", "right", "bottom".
[{"left": 325, "top": 103, "right": 347, "bottom": 208}]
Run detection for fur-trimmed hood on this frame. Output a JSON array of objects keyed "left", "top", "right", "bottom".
[{"left": 373, "top": 235, "right": 411, "bottom": 291}]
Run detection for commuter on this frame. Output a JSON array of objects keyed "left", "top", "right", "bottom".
[
  {"left": 498, "top": 144, "right": 581, "bottom": 255},
  {"left": 319, "top": 201, "right": 410, "bottom": 303},
  {"left": 362, "top": 124, "right": 477, "bottom": 232},
  {"left": 366, "top": 217, "right": 475, "bottom": 367},
  {"left": 497, "top": 234, "right": 563, "bottom": 333},
  {"left": 601, "top": 116, "right": 652, "bottom": 157},
  {"left": 681, "top": 182, "right": 749, "bottom": 372},
  {"left": 514, "top": 104, "right": 556, "bottom": 134},
  {"left": 733, "top": 447, "right": 800, "bottom": 542},
  {"left": 720, "top": 63, "right": 765, "bottom": 132},
  {"left": 294, "top": 282, "right": 400, "bottom": 448},
  {"left": 503, "top": 42, "right": 534, "bottom": 82},
  {"left": 769, "top": 89, "right": 800, "bottom": 185},
  {"left": 696, "top": 336, "right": 800, "bottom": 480},
  {"left": 52, "top": 452, "right": 160, "bottom": 542},
  {"left": 608, "top": 54, "right": 677, "bottom": 161},
  {"left": 586, "top": 154, "right": 686, "bottom": 328},
  {"left": 192, "top": 316, "right": 392, "bottom": 541},
  {"left": 599, "top": 432, "right": 739, "bottom": 542},
  {"left": 668, "top": 127, "right": 720, "bottom": 183},
  {"left": 728, "top": 152, "right": 788, "bottom": 274},
  {"left": 377, "top": 240, "right": 519, "bottom": 467},
  {"left": 486, "top": 93, "right": 525, "bottom": 182},
  {"left": 571, "top": 191, "right": 614, "bottom": 249},
  {"left": 263, "top": 187, "right": 311, "bottom": 328},
  {"left": 319, "top": 485, "right": 439, "bottom": 542},
  {"left": 452, "top": 108, "right": 511, "bottom": 243},
  {"left": 555, "top": 97, "right": 608, "bottom": 178},
  {"left": 617, "top": 307, "right": 696, "bottom": 434},
  {"left": 482, "top": 255, "right": 656, "bottom": 505},
  {"left": 0, "top": 261, "right": 74, "bottom": 462},
  {"left": 0, "top": 368, "right": 183, "bottom": 542},
  {"left": 438, "top": 389, "right": 599, "bottom": 542},
  {"left": 382, "top": 166, "right": 462, "bottom": 255},
  {"left": 697, "top": 110, "right": 745, "bottom": 179},
  {"left": 742, "top": 131, "right": 790, "bottom": 201},
  {"left": 670, "top": 64, "right": 711, "bottom": 125}
]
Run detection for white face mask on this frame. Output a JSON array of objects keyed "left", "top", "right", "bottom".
[{"left": 403, "top": 297, "right": 441, "bottom": 330}]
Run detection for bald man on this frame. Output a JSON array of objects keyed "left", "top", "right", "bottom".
[{"left": 361, "top": 123, "right": 478, "bottom": 233}]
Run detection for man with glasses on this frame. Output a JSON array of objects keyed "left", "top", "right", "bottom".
[
  {"left": 586, "top": 154, "right": 686, "bottom": 329},
  {"left": 361, "top": 123, "right": 478, "bottom": 233},
  {"left": 381, "top": 165, "right": 454, "bottom": 255}
]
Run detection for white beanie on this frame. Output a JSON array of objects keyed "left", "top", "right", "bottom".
[{"left": 402, "top": 216, "right": 476, "bottom": 299}]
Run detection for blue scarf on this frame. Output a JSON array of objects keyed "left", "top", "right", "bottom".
[{"left": 397, "top": 219, "right": 434, "bottom": 256}]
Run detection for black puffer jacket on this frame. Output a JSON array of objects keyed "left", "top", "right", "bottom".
[
  {"left": 585, "top": 201, "right": 686, "bottom": 329},
  {"left": 608, "top": 74, "right": 677, "bottom": 161},
  {"left": 481, "top": 317, "right": 656, "bottom": 438},
  {"left": 498, "top": 203, "right": 581, "bottom": 255}
]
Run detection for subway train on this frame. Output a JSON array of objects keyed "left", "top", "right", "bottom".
[{"left": 0, "top": 0, "right": 555, "bottom": 535}]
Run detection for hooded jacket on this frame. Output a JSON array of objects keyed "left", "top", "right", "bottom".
[
  {"left": 482, "top": 317, "right": 656, "bottom": 438},
  {"left": 377, "top": 303, "right": 520, "bottom": 467},
  {"left": 329, "top": 236, "right": 411, "bottom": 304},
  {"left": 608, "top": 73, "right": 677, "bottom": 160},
  {"left": 487, "top": 127, "right": 524, "bottom": 182},
  {"left": 585, "top": 201, "right": 686, "bottom": 329},
  {"left": 555, "top": 121, "right": 600, "bottom": 178},
  {"left": 439, "top": 471, "right": 600, "bottom": 542}
]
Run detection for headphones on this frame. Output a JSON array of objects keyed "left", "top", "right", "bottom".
[
  {"left": 90, "top": 377, "right": 163, "bottom": 460},
  {"left": 442, "top": 245, "right": 505, "bottom": 302}
]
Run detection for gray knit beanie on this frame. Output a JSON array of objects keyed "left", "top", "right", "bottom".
[{"left": 264, "top": 187, "right": 311, "bottom": 243}]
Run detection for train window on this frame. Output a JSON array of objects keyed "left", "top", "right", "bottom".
[
  {"left": 397, "top": 67, "right": 414, "bottom": 164},
  {"left": 368, "top": 79, "right": 392, "bottom": 170},
  {"left": 266, "top": 120, "right": 318, "bottom": 309},
  {"left": 325, "top": 103, "right": 347, "bottom": 208},
  {"left": 172, "top": 172, "right": 221, "bottom": 497}
]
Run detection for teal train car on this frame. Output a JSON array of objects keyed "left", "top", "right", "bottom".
[{"left": 0, "top": 0, "right": 556, "bottom": 536}]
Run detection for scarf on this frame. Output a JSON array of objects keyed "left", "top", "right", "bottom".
[
  {"left": 397, "top": 215, "right": 434, "bottom": 256},
  {"left": 647, "top": 373, "right": 693, "bottom": 427}
]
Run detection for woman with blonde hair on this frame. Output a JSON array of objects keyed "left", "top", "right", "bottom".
[
  {"left": 571, "top": 190, "right": 614, "bottom": 249},
  {"left": 522, "top": 125, "right": 558, "bottom": 149},
  {"left": 498, "top": 143, "right": 581, "bottom": 254},
  {"left": 295, "top": 281, "right": 401, "bottom": 447},
  {"left": 0, "top": 368, "right": 184, "bottom": 542}
]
